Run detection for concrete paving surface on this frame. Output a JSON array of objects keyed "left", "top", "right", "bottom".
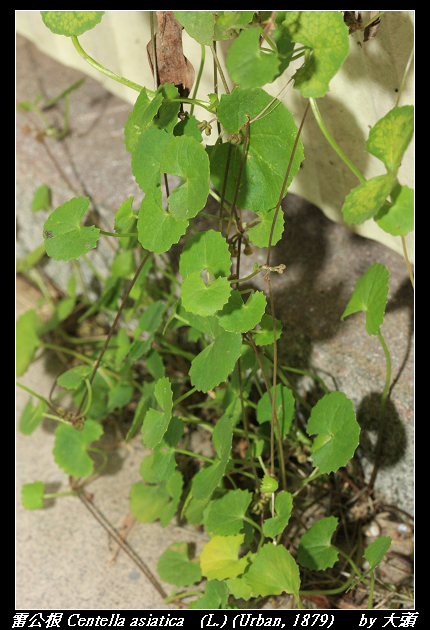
[{"left": 16, "top": 33, "right": 414, "bottom": 610}]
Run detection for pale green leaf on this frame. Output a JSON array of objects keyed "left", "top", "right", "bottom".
[
  {"left": 181, "top": 272, "right": 231, "bottom": 317},
  {"left": 282, "top": 11, "right": 349, "bottom": 97},
  {"left": 53, "top": 420, "right": 104, "bottom": 477},
  {"left": 342, "top": 174, "right": 396, "bottom": 225},
  {"left": 40, "top": 11, "right": 104, "bottom": 36},
  {"left": 366, "top": 106, "right": 414, "bottom": 173}
]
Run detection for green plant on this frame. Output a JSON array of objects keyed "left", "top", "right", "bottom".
[{"left": 17, "top": 11, "right": 414, "bottom": 609}]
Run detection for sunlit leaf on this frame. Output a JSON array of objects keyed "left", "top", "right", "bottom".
[
  {"left": 210, "top": 87, "right": 303, "bottom": 213},
  {"left": 282, "top": 11, "right": 349, "bottom": 97},
  {"left": 22, "top": 481, "right": 45, "bottom": 510},
  {"left": 200, "top": 534, "right": 248, "bottom": 581},
  {"left": 53, "top": 420, "right": 103, "bottom": 477},
  {"left": 41, "top": 11, "right": 104, "bottom": 36},
  {"left": 366, "top": 106, "right": 414, "bottom": 173},
  {"left": 342, "top": 174, "right": 396, "bottom": 225}
]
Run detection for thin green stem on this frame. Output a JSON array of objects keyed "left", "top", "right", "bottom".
[
  {"left": 16, "top": 382, "right": 58, "bottom": 416},
  {"left": 361, "top": 11, "right": 386, "bottom": 32},
  {"left": 190, "top": 44, "right": 205, "bottom": 116},
  {"left": 99, "top": 230, "right": 138, "bottom": 238},
  {"left": 173, "top": 386, "right": 197, "bottom": 407},
  {"left": 210, "top": 44, "right": 230, "bottom": 94},
  {"left": 367, "top": 571, "right": 376, "bottom": 609},
  {"left": 74, "top": 251, "right": 151, "bottom": 420},
  {"left": 71, "top": 35, "right": 150, "bottom": 96},
  {"left": 309, "top": 97, "right": 366, "bottom": 184}
]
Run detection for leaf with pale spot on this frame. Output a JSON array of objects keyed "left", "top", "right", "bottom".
[
  {"left": 282, "top": 11, "right": 349, "bottom": 98},
  {"left": 41, "top": 11, "right": 104, "bottom": 36}
]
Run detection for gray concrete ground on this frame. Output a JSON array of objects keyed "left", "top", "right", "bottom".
[{"left": 16, "top": 33, "right": 414, "bottom": 610}]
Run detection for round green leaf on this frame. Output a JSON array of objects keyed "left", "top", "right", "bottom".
[
  {"left": 137, "top": 186, "right": 188, "bottom": 255},
  {"left": 282, "top": 11, "right": 350, "bottom": 98},
  {"left": 226, "top": 28, "right": 280, "bottom": 89},
  {"left": 297, "top": 516, "right": 339, "bottom": 570},
  {"left": 173, "top": 11, "right": 215, "bottom": 46},
  {"left": 342, "top": 173, "right": 396, "bottom": 226},
  {"left": 210, "top": 87, "right": 303, "bottom": 213},
  {"left": 217, "top": 290, "right": 266, "bottom": 333},
  {"left": 306, "top": 392, "right": 360, "bottom": 474},
  {"left": 160, "top": 136, "right": 210, "bottom": 221},
  {"left": 263, "top": 491, "right": 293, "bottom": 539},
  {"left": 181, "top": 272, "right": 231, "bottom": 317},
  {"left": 142, "top": 377, "right": 173, "bottom": 449},
  {"left": 130, "top": 482, "right": 170, "bottom": 523},
  {"left": 157, "top": 543, "right": 202, "bottom": 587},
  {"left": 132, "top": 128, "right": 174, "bottom": 192},
  {"left": 366, "top": 106, "right": 414, "bottom": 173},
  {"left": 180, "top": 230, "right": 232, "bottom": 280},
  {"left": 204, "top": 489, "right": 252, "bottom": 535},
  {"left": 43, "top": 197, "right": 100, "bottom": 262},
  {"left": 190, "top": 331, "right": 242, "bottom": 392},
  {"left": 244, "top": 543, "right": 300, "bottom": 600},
  {"left": 53, "top": 420, "right": 104, "bottom": 478},
  {"left": 40, "top": 11, "right": 104, "bottom": 37},
  {"left": 375, "top": 184, "right": 414, "bottom": 237},
  {"left": 247, "top": 207, "right": 285, "bottom": 247},
  {"left": 22, "top": 482, "right": 45, "bottom": 510}
]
